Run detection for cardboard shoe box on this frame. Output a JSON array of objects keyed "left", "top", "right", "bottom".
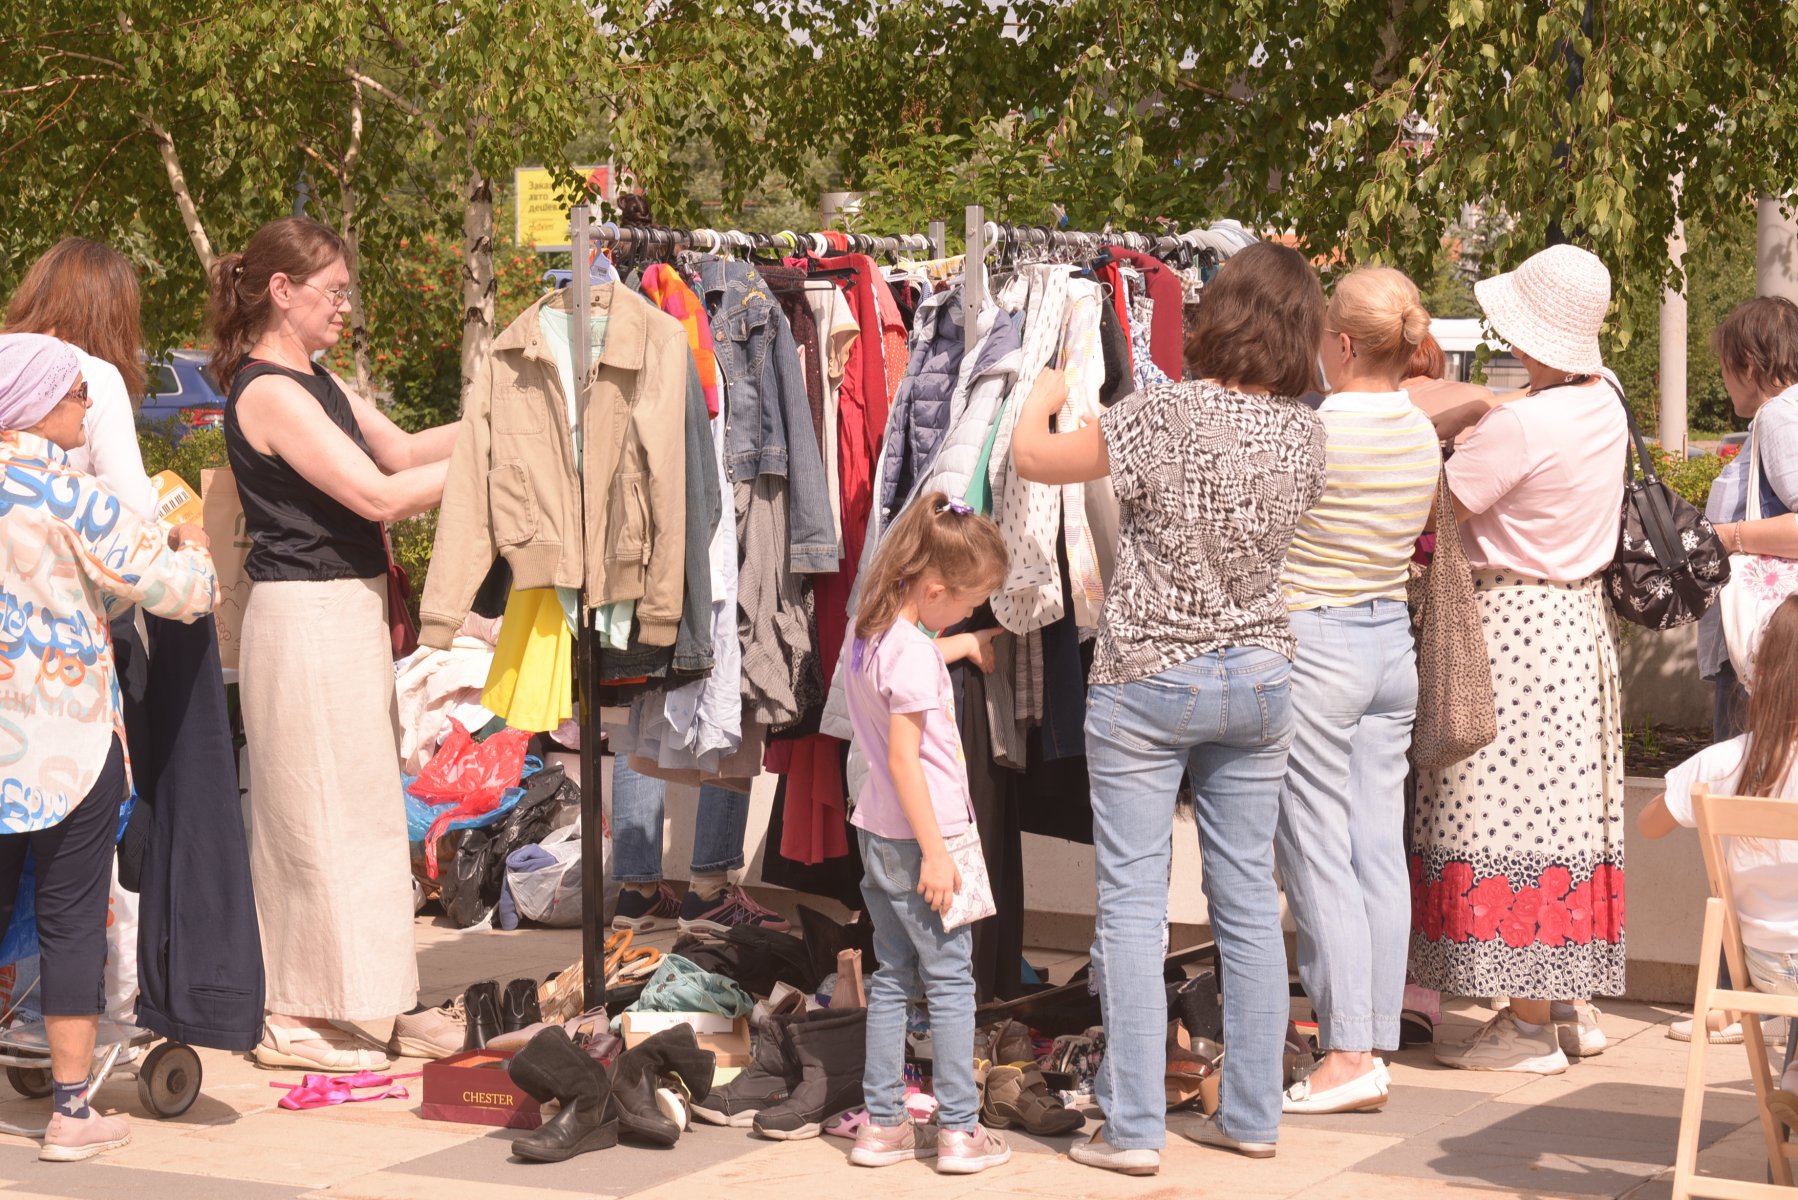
[
  {"left": 619, "top": 1011, "right": 752, "bottom": 1069},
  {"left": 420, "top": 1049, "right": 543, "bottom": 1130}
]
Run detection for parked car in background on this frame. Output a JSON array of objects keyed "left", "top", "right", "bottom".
[
  {"left": 1429, "top": 318, "right": 1529, "bottom": 390},
  {"left": 140, "top": 349, "right": 226, "bottom": 441}
]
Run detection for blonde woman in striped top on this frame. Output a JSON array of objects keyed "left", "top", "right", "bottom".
[{"left": 1275, "top": 267, "right": 1440, "bottom": 1116}]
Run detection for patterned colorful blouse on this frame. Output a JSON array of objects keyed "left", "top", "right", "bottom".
[{"left": 0, "top": 432, "right": 218, "bottom": 832}]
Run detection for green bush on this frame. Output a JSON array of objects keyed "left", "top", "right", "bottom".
[
  {"left": 391, "top": 510, "right": 438, "bottom": 622},
  {"left": 1640, "top": 443, "right": 1732, "bottom": 508},
  {"left": 137, "top": 422, "right": 229, "bottom": 493}
]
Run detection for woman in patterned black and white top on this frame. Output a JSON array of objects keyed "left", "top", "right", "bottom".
[{"left": 1014, "top": 242, "right": 1328, "bottom": 1176}]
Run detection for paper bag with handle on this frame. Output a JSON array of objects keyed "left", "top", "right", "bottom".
[{"left": 201, "top": 468, "right": 254, "bottom": 669}]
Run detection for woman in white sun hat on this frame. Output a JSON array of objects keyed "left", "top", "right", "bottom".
[{"left": 1407, "top": 243, "right": 1630, "bottom": 1075}]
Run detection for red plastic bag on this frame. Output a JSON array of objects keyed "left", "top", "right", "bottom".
[{"left": 411, "top": 719, "right": 533, "bottom": 877}]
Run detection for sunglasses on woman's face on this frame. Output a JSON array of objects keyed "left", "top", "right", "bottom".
[{"left": 62, "top": 382, "right": 90, "bottom": 407}]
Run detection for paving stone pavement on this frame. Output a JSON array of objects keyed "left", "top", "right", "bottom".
[{"left": 0, "top": 913, "right": 1783, "bottom": 1198}]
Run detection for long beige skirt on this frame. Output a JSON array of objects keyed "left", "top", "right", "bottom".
[{"left": 240, "top": 576, "right": 419, "bottom": 1020}]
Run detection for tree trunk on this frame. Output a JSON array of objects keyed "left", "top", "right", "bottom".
[
  {"left": 140, "top": 110, "right": 215, "bottom": 273},
  {"left": 339, "top": 80, "right": 374, "bottom": 399},
  {"left": 460, "top": 168, "right": 495, "bottom": 406}
]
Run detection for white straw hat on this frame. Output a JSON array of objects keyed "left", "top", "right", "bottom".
[{"left": 1473, "top": 244, "right": 1611, "bottom": 374}]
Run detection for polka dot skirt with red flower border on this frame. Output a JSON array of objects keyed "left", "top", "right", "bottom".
[{"left": 1407, "top": 572, "right": 1627, "bottom": 1000}]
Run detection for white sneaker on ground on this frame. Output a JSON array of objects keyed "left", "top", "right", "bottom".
[
  {"left": 1668, "top": 1014, "right": 1789, "bottom": 1045},
  {"left": 1432, "top": 1009, "right": 1569, "bottom": 1075},
  {"left": 1555, "top": 1003, "right": 1608, "bottom": 1058},
  {"left": 1168, "top": 1111, "right": 1277, "bottom": 1158},
  {"left": 1068, "top": 1128, "right": 1160, "bottom": 1176}
]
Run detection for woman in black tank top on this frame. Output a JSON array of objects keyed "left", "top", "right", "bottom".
[{"left": 211, "top": 217, "right": 459, "bottom": 1072}]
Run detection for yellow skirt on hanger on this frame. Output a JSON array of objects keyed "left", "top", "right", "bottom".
[{"left": 482, "top": 588, "right": 573, "bottom": 733}]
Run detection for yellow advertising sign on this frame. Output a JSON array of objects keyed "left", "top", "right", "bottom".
[{"left": 514, "top": 166, "right": 610, "bottom": 251}]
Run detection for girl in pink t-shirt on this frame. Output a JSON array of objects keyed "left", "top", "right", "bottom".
[{"left": 843, "top": 492, "right": 1011, "bottom": 1174}]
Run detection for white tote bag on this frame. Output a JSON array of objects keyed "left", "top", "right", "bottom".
[{"left": 1721, "top": 408, "right": 1798, "bottom": 687}]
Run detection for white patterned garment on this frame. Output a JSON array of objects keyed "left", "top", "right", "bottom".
[
  {"left": 1058, "top": 277, "right": 1107, "bottom": 631},
  {"left": 987, "top": 263, "right": 1075, "bottom": 635}
]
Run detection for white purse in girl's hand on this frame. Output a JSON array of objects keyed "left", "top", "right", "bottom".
[{"left": 940, "top": 825, "right": 997, "bottom": 931}]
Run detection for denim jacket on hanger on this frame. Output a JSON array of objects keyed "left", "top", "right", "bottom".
[{"left": 694, "top": 256, "right": 837, "bottom": 575}]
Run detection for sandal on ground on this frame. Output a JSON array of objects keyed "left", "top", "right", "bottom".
[
  {"left": 1771, "top": 1089, "right": 1798, "bottom": 1133},
  {"left": 254, "top": 1023, "right": 395, "bottom": 1073}
]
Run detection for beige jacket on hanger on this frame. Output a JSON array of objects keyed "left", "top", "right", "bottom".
[{"left": 420, "top": 285, "right": 690, "bottom": 650}]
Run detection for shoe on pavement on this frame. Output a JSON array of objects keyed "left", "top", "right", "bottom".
[
  {"left": 1555, "top": 1003, "right": 1608, "bottom": 1059},
  {"left": 849, "top": 1116, "right": 937, "bottom": 1167},
  {"left": 680, "top": 885, "right": 792, "bottom": 935},
  {"left": 1432, "top": 1008, "right": 1568, "bottom": 1075},
  {"left": 1069, "top": 1127, "right": 1160, "bottom": 1176},
  {"left": 392, "top": 997, "right": 469, "bottom": 1059},
  {"left": 1282, "top": 1061, "right": 1390, "bottom": 1114},
  {"left": 1668, "top": 1014, "right": 1789, "bottom": 1045},
  {"left": 40, "top": 1110, "right": 131, "bottom": 1162},
  {"left": 935, "top": 1124, "right": 1011, "bottom": 1174},
  {"left": 1169, "top": 1111, "right": 1277, "bottom": 1159},
  {"left": 613, "top": 882, "right": 681, "bottom": 932}
]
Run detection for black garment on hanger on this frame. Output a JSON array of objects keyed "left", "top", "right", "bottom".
[
  {"left": 759, "top": 752, "right": 863, "bottom": 911},
  {"left": 1097, "top": 298, "right": 1134, "bottom": 408},
  {"left": 117, "top": 613, "right": 266, "bottom": 1051},
  {"left": 951, "top": 659, "right": 1027, "bottom": 1003}
]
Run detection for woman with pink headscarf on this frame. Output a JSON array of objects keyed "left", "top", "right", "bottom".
[{"left": 0, "top": 333, "right": 217, "bottom": 1163}]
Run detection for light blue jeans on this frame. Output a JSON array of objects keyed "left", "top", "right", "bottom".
[
  {"left": 1276, "top": 601, "right": 1417, "bottom": 1054},
  {"left": 1747, "top": 946, "right": 1798, "bottom": 997},
  {"left": 610, "top": 756, "right": 750, "bottom": 883},
  {"left": 1087, "top": 646, "right": 1296, "bottom": 1149},
  {"left": 858, "top": 829, "right": 979, "bottom": 1132}
]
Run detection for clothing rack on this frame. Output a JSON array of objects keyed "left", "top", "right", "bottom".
[
  {"left": 591, "top": 223, "right": 935, "bottom": 259},
  {"left": 570, "top": 204, "right": 608, "bottom": 1009},
  {"left": 958, "top": 202, "right": 1250, "bottom": 359}
]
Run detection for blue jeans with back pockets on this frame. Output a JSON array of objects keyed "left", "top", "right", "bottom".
[
  {"left": 1275, "top": 600, "right": 1417, "bottom": 1054},
  {"left": 1086, "top": 645, "right": 1295, "bottom": 1149}
]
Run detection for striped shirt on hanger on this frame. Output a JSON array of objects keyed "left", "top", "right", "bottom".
[{"left": 1282, "top": 390, "right": 1441, "bottom": 610}]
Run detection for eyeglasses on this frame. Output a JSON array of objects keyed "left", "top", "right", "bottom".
[
  {"left": 62, "top": 382, "right": 90, "bottom": 408},
  {"left": 297, "top": 280, "right": 356, "bottom": 309}
]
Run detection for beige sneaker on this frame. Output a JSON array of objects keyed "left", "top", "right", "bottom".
[
  {"left": 1555, "top": 1003, "right": 1608, "bottom": 1058},
  {"left": 40, "top": 1110, "right": 131, "bottom": 1162},
  {"left": 1433, "top": 1009, "right": 1568, "bottom": 1074},
  {"left": 391, "top": 997, "right": 469, "bottom": 1059},
  {"left": 1668, "top": 1014, "right": 1788, "bottom": 1045}
]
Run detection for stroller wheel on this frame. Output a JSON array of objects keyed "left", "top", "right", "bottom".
[
  {"left": 6, "top": 1065, "right": 51, "bottom": 1099},
  {"left": 138, "top": 1042, "right": 202, "bottom": 1118}
]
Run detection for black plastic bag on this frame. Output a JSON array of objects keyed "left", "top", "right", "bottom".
[
  {"left": 439, "top": 827, "right": 500, "bottom": 928},
  {"left": 436, "top": 764, "right": 579, "bottom": 930}
]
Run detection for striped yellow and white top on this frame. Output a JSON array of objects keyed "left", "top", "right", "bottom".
[{"left": 1282, "top": 390, "right": 1441, "bottom": 610}]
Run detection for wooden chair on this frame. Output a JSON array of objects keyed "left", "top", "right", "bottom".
[{"left": 1673, "top": 784, "right": 1798, "bottom": 1198}]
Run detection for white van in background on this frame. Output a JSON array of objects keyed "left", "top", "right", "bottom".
[{"left": 1430, "top": 318, "right": 1529, "bottom": 390}]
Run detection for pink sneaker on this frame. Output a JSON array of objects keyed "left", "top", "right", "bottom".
[
  {"left": 848, "top": 1117, "right": 937, "bottom": 1167},
  {"left": 40, "top": 1110, "right": 131, "bottom": 1162},
  {"left": 936, "top": 1124, "right": 1011, "bottom": 1174}
]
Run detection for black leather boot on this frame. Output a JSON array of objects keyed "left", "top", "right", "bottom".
[
  {"left": 507, "top": 1027, "right": 618, "bottom": 1163},
  {"left": 464, "top": 980, "right": 502, "bottom": 1050},
  {"left": 752, "top": 1006, "right": 866, "bottom": 1141},
  {"left": 501, "top": 978, "right": 542, "bottom": 1034},
  {"left": 691, "top": 1012, "right": 799, "bottom": 1127},
  {"left": 610, "top": 1024, "right": 717, "bottom": 1147}
]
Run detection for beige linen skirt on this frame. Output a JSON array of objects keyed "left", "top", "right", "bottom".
[{"left": 240, "top": 576, "right": 419, "bottom": 1020}]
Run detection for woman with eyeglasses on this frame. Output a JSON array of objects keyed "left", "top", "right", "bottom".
[
  {"left": 210, "top": 216, "right": 455, "bottom": 1072},
  {"left": 0, "top": 334, "right": 217, "bottom": 1160}
]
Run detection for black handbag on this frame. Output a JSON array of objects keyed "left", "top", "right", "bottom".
[{"left": 1603, "top": 380, "right": 1730, "bottom": 629}]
